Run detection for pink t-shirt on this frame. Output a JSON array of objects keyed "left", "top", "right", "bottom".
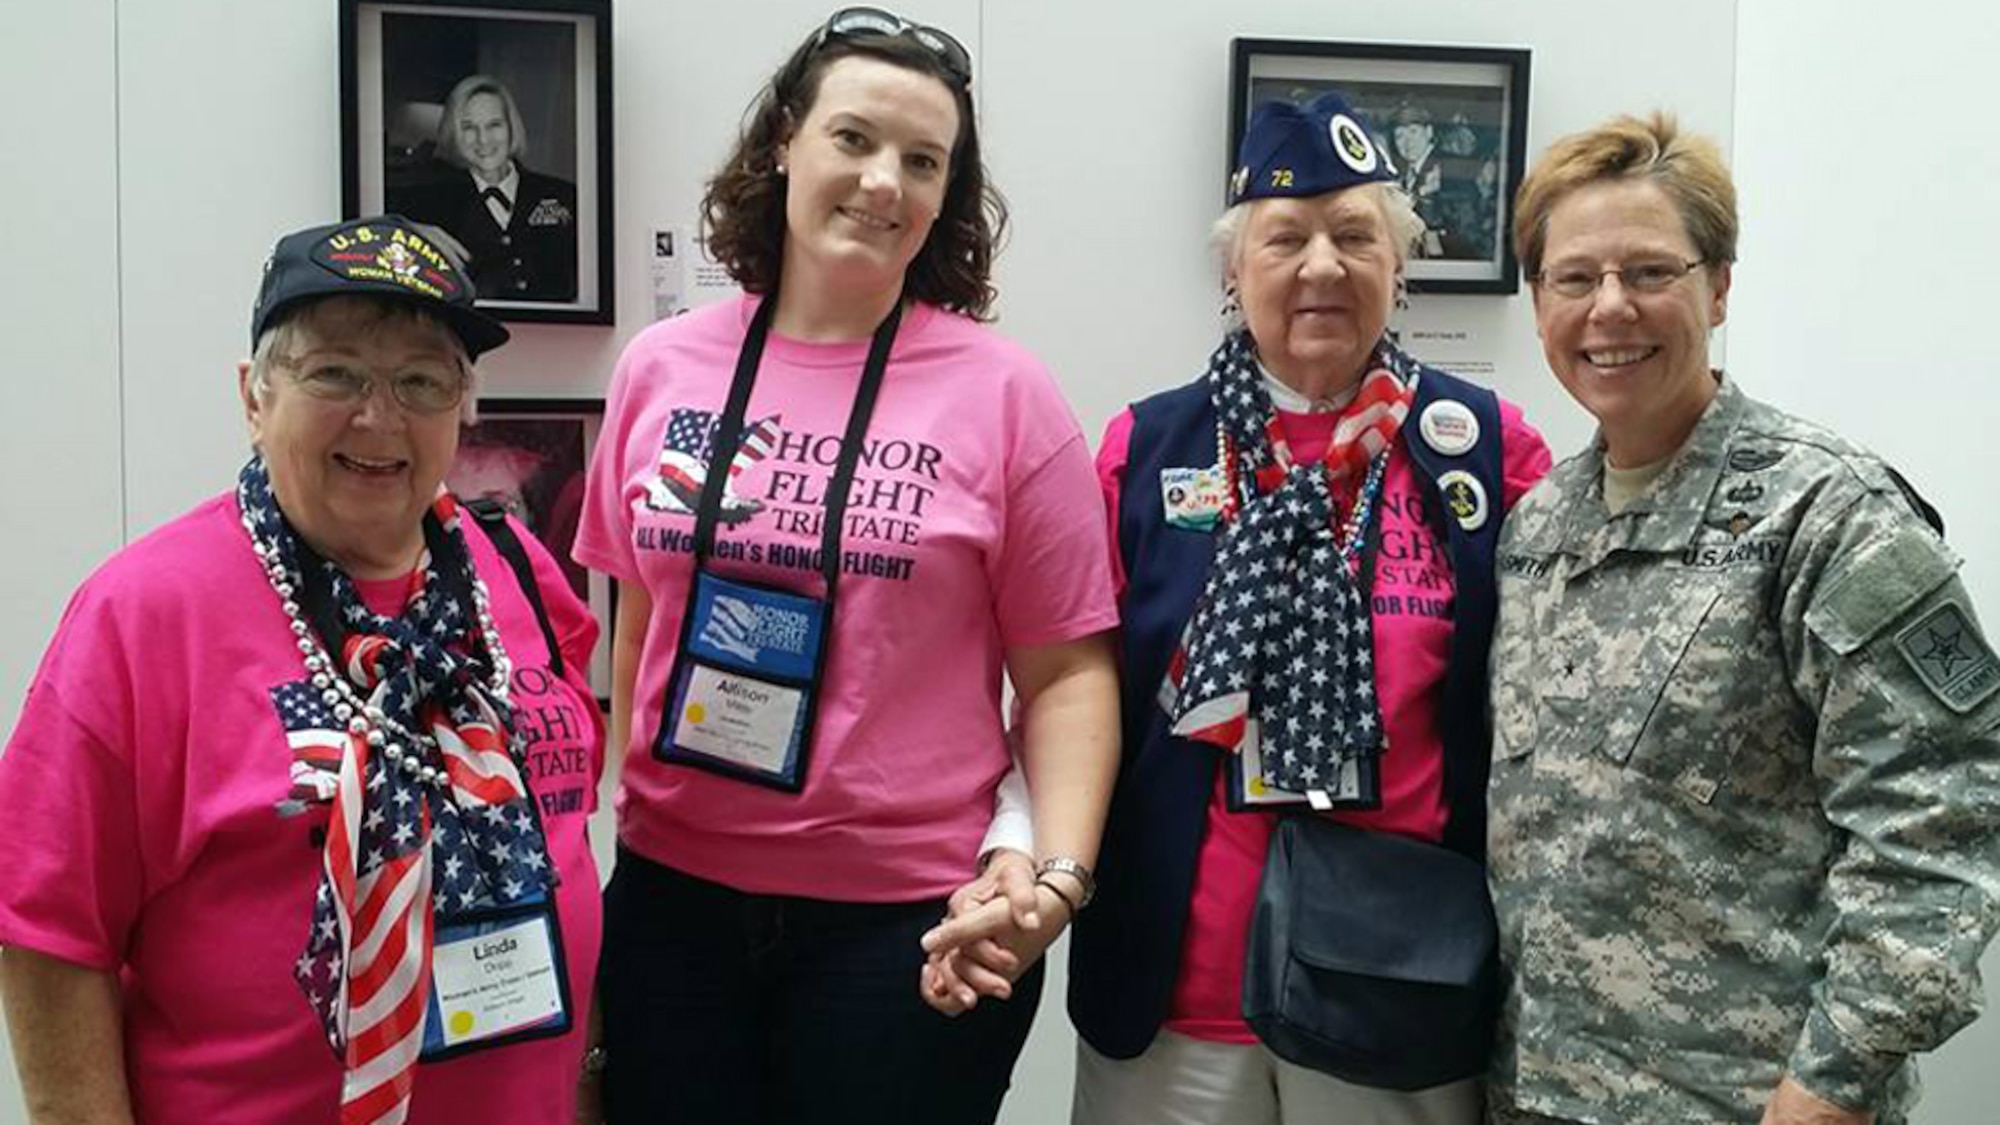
[
  {"left": 576, "top": 296, "right": 1117, "bottom": 901},
  {"left": 0, "top": 494, "right": 604, "bottom": 1123},
  {"left": 1096, "top": 395, "right": 1551, "bottom": 1042}
]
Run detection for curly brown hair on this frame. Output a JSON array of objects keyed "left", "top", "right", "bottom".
[{"left": 701, "top": 27, "right": 1008, "bottom": 319}]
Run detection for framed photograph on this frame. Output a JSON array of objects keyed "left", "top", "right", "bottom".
[
  {"left": 1229, "top": 39, "right": 1531, "bottom": 294},
  {"left": 341, "top": 0, "right": 614, "bottom": 323},
  {"left": 448, "top": 398, "right": 612, "bottom": 702}
]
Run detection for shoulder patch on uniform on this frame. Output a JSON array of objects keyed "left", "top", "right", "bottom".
[
  {"left": 1807, "top": 527, "right": 1958, "bottom": 654},
  {"left": 1895, "top": 602, "right": 2000, "bottom": 713}
]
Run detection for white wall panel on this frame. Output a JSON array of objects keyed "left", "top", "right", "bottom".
[
  {"left": 1733, "top": 4, "right": 2000, "bottom": 1122},
  {"left": 0, "top": 0, "right": 123, "bottom": 1115}
]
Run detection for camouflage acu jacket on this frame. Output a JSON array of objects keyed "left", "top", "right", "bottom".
[{"left": 1486, "top": 375, "right": 2000, "bottom": 1124}]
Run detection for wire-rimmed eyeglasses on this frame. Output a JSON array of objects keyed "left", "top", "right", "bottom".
[{"left": 1534, "top": 257, "right": 1708, "bottom": 300}]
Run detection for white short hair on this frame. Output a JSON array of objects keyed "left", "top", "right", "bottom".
[
  {"left": 1210, "top": 182, "right": 1427, "bottom": 287},
  {"left": 247, "top": 298, "right": 479, "bottom": 425}
]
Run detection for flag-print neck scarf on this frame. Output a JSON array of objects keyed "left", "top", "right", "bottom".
[
  {"left": 237, "top": 456, "right": 555, "bottom": 1125},
  {"left": 1165, "top": 329, "right": 1417, "bottom": 797}
]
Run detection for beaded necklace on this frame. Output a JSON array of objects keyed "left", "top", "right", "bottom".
[
  {"left": 1217, "top": 422, "right": 1391, "bottom": 567},
  {"left": 237, "top": 497, "right": 512, "bottom": 793}
]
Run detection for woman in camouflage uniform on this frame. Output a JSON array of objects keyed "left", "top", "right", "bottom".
[{"left": 1485, "top": 112, "right": 2000, "bottom": 1125}]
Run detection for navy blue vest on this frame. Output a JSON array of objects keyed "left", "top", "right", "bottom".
[{"left": 1068, "top": 367, "right": 1506, "bottom": 1060}]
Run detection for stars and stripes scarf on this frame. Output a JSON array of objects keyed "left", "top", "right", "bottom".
[
  {"left": 1164, "top": 330, "right": 1417, "bottom": 799},
  {"left": 239, "top": 458, "right": 556, "bottom": 1125}
]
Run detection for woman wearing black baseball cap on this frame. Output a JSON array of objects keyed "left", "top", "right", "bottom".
[{"left": 0, "top": 215, "right": 606, "bottom": 1125}]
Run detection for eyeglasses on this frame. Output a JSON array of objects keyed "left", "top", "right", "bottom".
[
  {"left": 816, "top": 7, "right": 973, "bottom": 88},
  {"left": 1535, "top": 257, "right": 1707, "bottom": 300},
  {"left": 271, "top": 353, "right": 468, "bottom": 415}
]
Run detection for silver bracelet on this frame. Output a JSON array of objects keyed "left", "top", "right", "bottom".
[{"left": 1034, "top": 855, "right": 1096, "bottom": 909}]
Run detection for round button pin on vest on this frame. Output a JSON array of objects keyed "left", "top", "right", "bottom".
[
  {"left": 1419, "top": 400, "right": 1480, "bottom": 457},
  {"left": 1436, "top": 469, "right": 1489, "bottom": 531}
]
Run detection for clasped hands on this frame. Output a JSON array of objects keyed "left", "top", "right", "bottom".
[{"left": 918, "top": 849, "right": 1077, "bottom": 1015}]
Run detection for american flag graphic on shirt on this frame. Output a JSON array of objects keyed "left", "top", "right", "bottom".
[{"left": 646, "top": 406, "right": 781, "bottom": 518}]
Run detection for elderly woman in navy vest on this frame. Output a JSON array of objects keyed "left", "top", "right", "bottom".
[{"left": 931, "top": 92, "right": 1553, "bottom": 1123}]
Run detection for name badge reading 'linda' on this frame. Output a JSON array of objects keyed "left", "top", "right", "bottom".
[
  {"left": 662, "top": 571, "right": 829, "bottom": 790},
  {"left": 422, "top": 906, "right": 570, "bottom": 1061}
]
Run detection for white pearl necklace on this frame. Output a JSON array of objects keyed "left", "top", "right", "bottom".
[{"left": 240, "top": 509, "right": 513, "bottom": 792}]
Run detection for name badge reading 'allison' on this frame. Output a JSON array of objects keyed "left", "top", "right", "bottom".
[
  {"left": 422, "top": 905, "right": 570, "bottom": 1061},
  {"left": 662, "top": 571, "right": 829, "bottom": 790}
]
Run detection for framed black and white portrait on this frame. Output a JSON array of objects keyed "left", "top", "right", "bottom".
[
  {"left": 1230, "top": 39, "right": 1531, "bottom": 294},
  {"left": 341, "top": 0, "right": 614, "bottom": 323},
  {"left": 447, "top": 397, "right": 611, "bottom": 701}
]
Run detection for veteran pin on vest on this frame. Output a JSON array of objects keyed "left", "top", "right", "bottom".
[{"left": 1437, "top": 469, "right": 1489, "bottom": 531}]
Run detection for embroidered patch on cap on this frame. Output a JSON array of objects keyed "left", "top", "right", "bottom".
[
  {"left": 310, "top": 222, "right": 463, "bottom": 302},
  {"left": 1328, "top": 114, "right": 1379, "bottom": 174},
  {"left": 1896, "top": 601, "right": 2000, "bottom": 713}
]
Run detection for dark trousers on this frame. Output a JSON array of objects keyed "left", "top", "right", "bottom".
[{"left": 600, "top": 848, "right": 1045, "bottom": 1125}]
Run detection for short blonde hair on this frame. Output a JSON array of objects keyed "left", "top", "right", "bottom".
[
  {"left": 1513, "top": 111, "right": 1737, "bottom": 280},
  {"left": 437, "top": 75, "right": 527, "bottom": 168}
]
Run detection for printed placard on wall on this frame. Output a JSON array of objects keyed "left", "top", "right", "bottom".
[
  {"left": 341, "top": 0, "right": 615, "bottom": 324},
  {"left": 1230, "top": 38, "right": 1531, "bottom": 295}
]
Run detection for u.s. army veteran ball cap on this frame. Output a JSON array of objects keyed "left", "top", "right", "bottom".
[{"left": 250, "top": 215, "right": 510, "bottom": 359}]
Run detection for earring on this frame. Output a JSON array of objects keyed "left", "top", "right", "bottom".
[
  {"left": 1394, "top": 275, "right": 1411, "bottom": 312},
  {"left": 1219, "top": 286, "right": 1241, "bottom": 319},
  {"left": 775, "top": 162, "right": 788, "bottom": 176}
]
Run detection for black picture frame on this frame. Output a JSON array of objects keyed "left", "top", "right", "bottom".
[
  {"left": 341, "top": 0, "right": 614, "bottom": 324},
  {"left": 1229, "top": 38, "right": 1531, "bottom": 295},
  {"left": 448, "top": 397, "right": 612, "bottom": 702}
]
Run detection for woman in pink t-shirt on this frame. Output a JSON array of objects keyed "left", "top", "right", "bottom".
[
  {"left": 937, "top": 91, "right": 1551, "bottom": 1124},
  {"left": 0, "top": 217, "right": 605, "bottom": 1124},
  {"left": 573, "top": 10, "right": 1118, "bottom": 1125}
]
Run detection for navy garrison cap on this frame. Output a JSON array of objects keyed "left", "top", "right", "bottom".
[
  {"left": 1229, "top": 90, "right": 1397, "bottom": 205},
  {"left": 251, "top": 215, "right": 509, "bottom": 359}
]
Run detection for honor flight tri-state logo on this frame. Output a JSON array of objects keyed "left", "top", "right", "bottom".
[{"left": 636, "top": 403, "right": 946, "bottom": 584}]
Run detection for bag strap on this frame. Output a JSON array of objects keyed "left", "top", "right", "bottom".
[{"left": 464, "top": 498, "right": 566, "bottom": 679}]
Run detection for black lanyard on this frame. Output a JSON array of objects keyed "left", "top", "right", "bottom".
[{"left": 691, "top": 292, "right": 903, "bottom": 602}]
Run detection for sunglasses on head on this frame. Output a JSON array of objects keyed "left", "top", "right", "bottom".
[{"left": 815, "top": 7, "right": 973, "bottom": 87}]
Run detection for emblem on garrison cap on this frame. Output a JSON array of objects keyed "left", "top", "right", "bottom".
[{"left": 1330, "top": 114, "right": 1379, "bottom": 174}]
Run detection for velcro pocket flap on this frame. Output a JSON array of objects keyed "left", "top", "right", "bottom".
[{"left": 1806, "top": 530, "right": 1958, "bottom": 656}]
